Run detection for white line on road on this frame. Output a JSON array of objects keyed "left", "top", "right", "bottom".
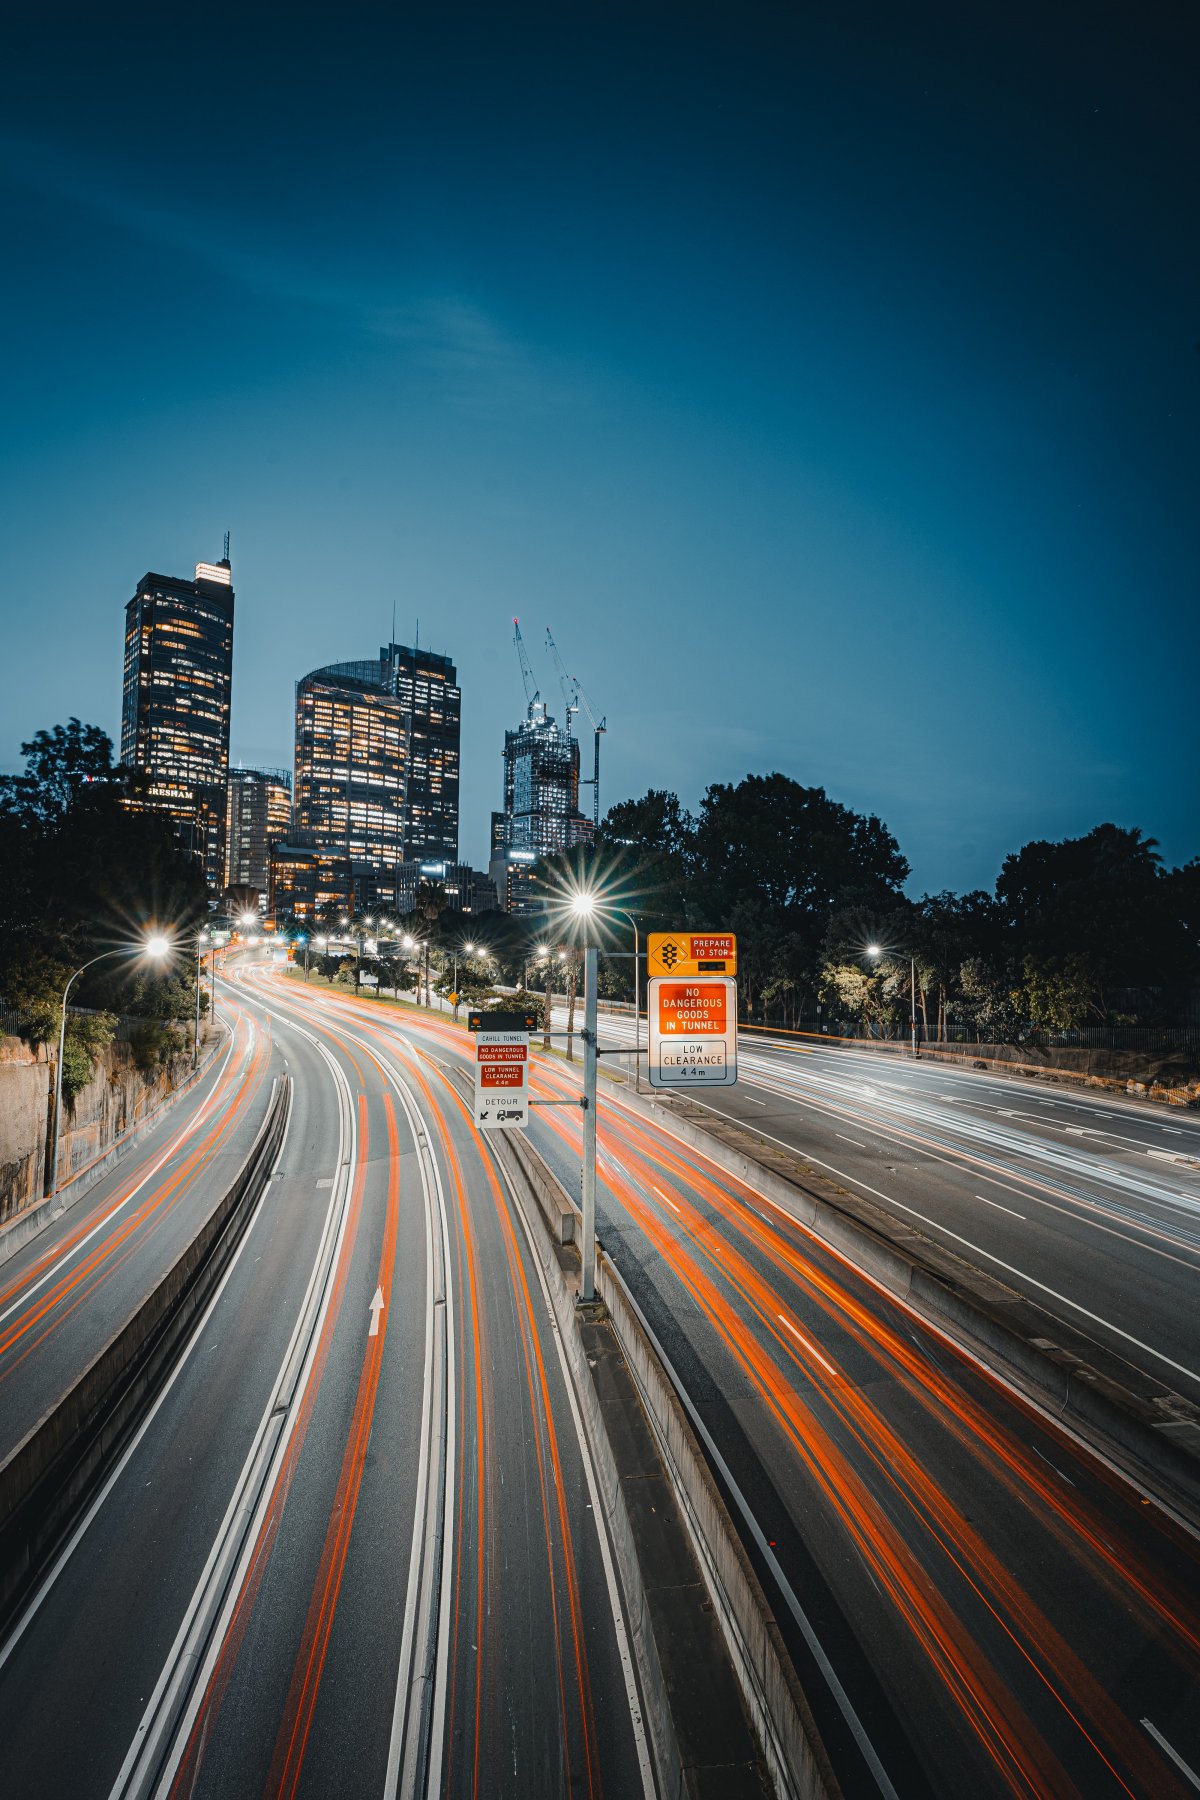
[
  {"left": 671, "top": 1100, "right": 1200, "bottom": 1393},
  {"left": 836, "top": 1134, "right": 866, "bottom": 1148},
  {"left": 1141, "top": 1719, "right": 1200, "bottom": 1793},
  {"left": 976, "top": 1195, "right": 1026, "bottom": 1220},
  {"left": 652, "top": 1185, "right": 681, "bottom": 1214}
]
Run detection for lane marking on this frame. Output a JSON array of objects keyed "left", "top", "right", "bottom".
[
  {"left": 368, "top": 1285, "right": 385, "bottom": 1337},
  {"left": 652, "top": 1185, "right": 681, "bottom": 1215},
  {"left": 496, "top": 1158, "right": 656, "bottom": 1797},
  {"left": 0, "top": 1075, "right": 296, "bottom": 1679},
  {"left": 777, "top": 1313, "right": 839, "bottom": 1378},
  {"left": 836, "top": 1134, "right": 866, "bottom": 1148},
  {"left": 671, "top": 1101, "right": 1200, "bottom": 1392},
  {"left": 1141, "top": 1720, "right": 1200, "bottom": 1793},
  {"left": 976, "top": 1195, "right": 1026, "bottom": 1220}
]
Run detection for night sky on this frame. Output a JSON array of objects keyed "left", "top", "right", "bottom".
[{"left": 2, "top": 1, "right": 1196, "bottom": 891}]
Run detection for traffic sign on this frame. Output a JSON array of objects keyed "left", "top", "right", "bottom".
[
  {"left": 647, "top": 933, "right": 737, "bottom": 979},
  {"left": 473, "top": 1029, "right": 530, "bottom": 1129},
  {"left": 647, "top": 976, "right": 738, "bottom": 1088},
  {"left": 468, "top": 1009, "right": 538, "bottom": 1033}
]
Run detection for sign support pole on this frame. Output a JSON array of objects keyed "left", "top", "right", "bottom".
[{"left": 580, "top": 944, "right": 598, "bottom": 1302}]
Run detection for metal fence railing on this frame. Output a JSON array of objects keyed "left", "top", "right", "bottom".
[{"left": 747, "top": 1017, "right": 1200, "bottom": 1054}]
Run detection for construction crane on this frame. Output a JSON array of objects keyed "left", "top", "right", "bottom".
[
  {"left": 543, "top": 628, "right": 579, "bottom": 741},
  {"left": 512, "top": 618, "right": 540, "bottom": 712},
  {"left": 545, "top": 626, "right": 606, "bottom": 828},
  {"left": 574, "top": 676, "right": 607, "bottom": 829}
]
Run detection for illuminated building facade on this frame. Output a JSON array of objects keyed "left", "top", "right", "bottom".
[
  {"left": 225, "top": 767, "right": 292, "bottom": 902},
  {"left": 268, "top": 838, "right": 359, "bottom": 922},
  {"left": 392, "top": 860, "right": 499, "bottom": 916},
  {"left": 292, "top": 643, "right": 460, "bottom": 906},
  {"left": 120, "top": 554, "right": 235, "bottom": 890}
]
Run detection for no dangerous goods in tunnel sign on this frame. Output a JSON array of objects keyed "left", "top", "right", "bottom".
[
  {"left": 647, "top": 933, "right": 737, "bottom": 978},
  {"left": 647, "top": 976, "right": 738, "bottom": 1089}
]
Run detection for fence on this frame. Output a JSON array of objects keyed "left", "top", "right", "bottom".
[{"left": 745, "top": 1016, "right": 1200, "bottom": 1055}]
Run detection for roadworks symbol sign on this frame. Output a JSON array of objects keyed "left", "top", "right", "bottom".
[{"left": 647, "top": 933, "right": 737, "bottom": 979}]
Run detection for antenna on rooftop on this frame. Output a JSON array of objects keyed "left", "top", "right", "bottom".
[{"left": 222, "top": 530, "right": 230, "bottom": 564}]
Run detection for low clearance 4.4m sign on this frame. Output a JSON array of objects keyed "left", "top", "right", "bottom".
[
  {"left": 473, "top": 1030, "right": 530, "bottom": 1129},
  {"left": 647, "top": 976, "right": 738, "bottom": 1089}
]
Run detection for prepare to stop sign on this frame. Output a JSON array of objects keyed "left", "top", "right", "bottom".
[{"left": 647, "top": 975, "right": 738, "bottom": 1088}]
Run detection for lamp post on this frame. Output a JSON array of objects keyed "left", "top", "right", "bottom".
[
  {"left": 48, "top": 935, "right": 171, "bottom": 1197},
  {"left": 867, "top": 944, "right": 918, "bottom": 1058},
  {"left": 193, "top": 929, "right": 210, "bottom": 1068},
  {"left": 566, "top": 894, "right": 600, "bottom": 1302}
]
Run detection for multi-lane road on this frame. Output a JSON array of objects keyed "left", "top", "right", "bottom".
[
  {"left": 0, "top": 968, "right": 1197, "bottom": 1799},
  {"left": 0, "top": 975, "right": 650, "bottom": 1800},
  {"left": 575, "top": 1006, "right": 1200, "bottom": 1414}
]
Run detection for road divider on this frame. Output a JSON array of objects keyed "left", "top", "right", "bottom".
[{"left": 0, "top": 1074, "right": 291, "bottom": 1633}]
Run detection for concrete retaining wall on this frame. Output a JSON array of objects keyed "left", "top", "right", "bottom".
[{"left": 0, "top": 1029, "right": 212, "bottom": 1227}]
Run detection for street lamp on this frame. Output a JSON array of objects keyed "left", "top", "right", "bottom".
[
  {"left": 567, "top": 892, "right": 600, "bottom": 1302},
  {"left": 867, "top": 944, "right": 918, "bottom": 1058},
  {"left": 48, "top": 935, "right": 171, "bottom": 1197}
]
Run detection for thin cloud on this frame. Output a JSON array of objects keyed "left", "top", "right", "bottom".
[{"left": 1, "top": 132, "right": 587, "bottom": 418}]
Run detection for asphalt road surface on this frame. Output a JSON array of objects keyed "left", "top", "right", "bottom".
[
  {"left": 566, "top": 1005, "right": 1200, "bottom": 1415},
  {"left": 0, "top": 971, "right": 650, "bottom": 1800},
  {"left": 318, "top": 979, "right": 1200, "bottom": 1800}
]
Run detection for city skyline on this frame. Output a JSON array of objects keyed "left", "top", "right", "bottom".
[{"left": 2, "top": 2, "right": 1197, "bottom": 893}]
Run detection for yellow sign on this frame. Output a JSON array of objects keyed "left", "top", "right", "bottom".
[{"left": 647, "top": 932, "right": 737, "bottom": 979}]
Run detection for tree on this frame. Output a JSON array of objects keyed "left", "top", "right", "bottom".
[
  {"left": 0, "top": 721, "right": 208, "bottom": 1032},
  {"left": 692, "top": 775, "right": 908, "bottom": 1020},
  {"left": 0, "top": 718, "right": 119, "bottom": 828}
]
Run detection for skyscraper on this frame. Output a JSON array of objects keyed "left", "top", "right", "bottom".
[
  {"left": 225, "top": 766, "right": 292, "bottom": 901},
  {"left": 291, "top": 641, "right": 460, "bottom": 908},
  {"left": 120, "top": 551, "right": 235, "bottom": 890},
  {"left": 489, "top": 700, "right": 592, "bottom": 913}
]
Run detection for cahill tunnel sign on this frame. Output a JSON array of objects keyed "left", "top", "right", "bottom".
[{"left": 647, "top": 976, "right": 738, "bottom": 1088}]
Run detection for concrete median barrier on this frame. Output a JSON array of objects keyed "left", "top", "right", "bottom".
[
  {"left": 484, "top": 1108, "right": 836, "bottom": 1800},
  {"left": 0, "top": 1075, "right": 291, "bottom": 1631}
]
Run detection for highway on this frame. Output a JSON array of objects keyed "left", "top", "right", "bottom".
[
  {"left": 0, "top": 1000, "right": 274, "bottom": 1462},
  {"left": 1, "top": 967, "right": 1196, "bottom": 1799},
  {"left": 0, "top": 971, "right": 650, "bottom": 1800},
  {"left": 567, "top": 1006, "right": 1200, "bottom": 1415},
  {"left": 306, "top": 980, "right": 1200, "bottom": 1798}
]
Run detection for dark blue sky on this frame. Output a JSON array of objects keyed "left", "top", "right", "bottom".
[{"left": 2, "top": 0, "right": 1196, "bottom": 890}]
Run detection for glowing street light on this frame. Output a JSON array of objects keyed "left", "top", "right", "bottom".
[
  {"left": 866, "top": 943, "right": 919, "bottom": 1058},
  {"left": 49, "top": 934, "right": 171, "bottom": 1196}
]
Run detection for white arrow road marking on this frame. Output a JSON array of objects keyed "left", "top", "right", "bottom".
[{"left": 369, "top": 1286, "right": 385, "bottom": 1337}]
